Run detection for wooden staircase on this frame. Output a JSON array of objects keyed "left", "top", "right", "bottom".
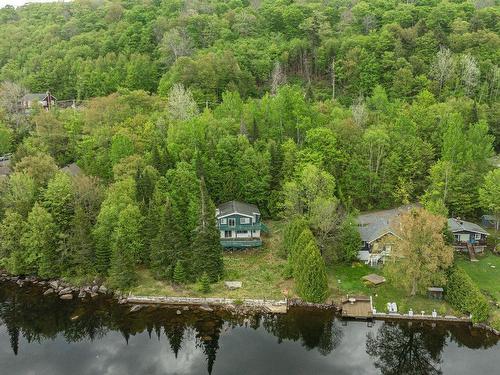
[{"left": 466, "top": 242, "right": 479, "bottom": 262}]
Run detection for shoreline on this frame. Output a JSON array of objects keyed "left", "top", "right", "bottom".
[{"left": 1, "top": 273, "right": 498, "bottom": 335}]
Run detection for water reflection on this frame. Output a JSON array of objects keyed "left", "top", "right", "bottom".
[
  {"left": 0, "top": 282, "right": 498, "bottom": 375},
  {"left": 366, "top": 323, "right": 445, "bottom": 375}
]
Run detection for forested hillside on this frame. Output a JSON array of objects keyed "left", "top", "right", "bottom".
[{"left": 0, "top": 0, "right": 499, "bottom": 288}]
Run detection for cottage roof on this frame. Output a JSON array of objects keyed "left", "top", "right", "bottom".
[
  {"left": 61, "top": 162, "right": 82, "bottom": 177},
  {"left": 21, "top": 92, "right": 57, "bottom": 102},
  {"left": 447, "top": 218, "right": 489, "bottom": 235},
  {"left": 216, "top": 200, "right": 260, "bottom": 218},
  {"left": 356, "top": 204, "right": 419, "bottom": 243}
]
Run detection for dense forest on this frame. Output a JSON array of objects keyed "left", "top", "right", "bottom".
[{"left": 0, "top": 0, "right": 499, "bottom": 290}]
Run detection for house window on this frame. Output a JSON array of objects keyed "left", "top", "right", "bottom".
[
  {"left": 220, "top": 218, "right": 227, "bottom": 225},
  {"left": 454, "top": 234, "right": 460, "bottom": 241},
  {"left": 224, "top": 231, "right": 232, "bottom": 238},
  {"left": 228, "top": 218, "right": 236, "bottom": 227},
  {"left": 240, "top": 217, "right": 250, "bottom": 224},
  {"left": 474, "top": 233, "right": 481, "bottom": 240},
  {"left": 237, "top": 230, "right": 248, "bottom": 234}
]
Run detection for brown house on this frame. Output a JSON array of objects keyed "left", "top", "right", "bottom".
[{"left": 20, "top": 91, "right": 56, "bottom": 111}]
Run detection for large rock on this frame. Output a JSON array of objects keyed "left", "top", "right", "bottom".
[
  {"left": 60, "top": 294, "right": 73, "bottom": 300},
  {"left": 59, "top": 287, "right": 72, "bottom": 295},
  {"left": 98, "top": 285, "right": 108, "bottom": 294},
  {"left": 224, "top": 281, "right": 242, "bottom": 290},
  {"left": 43, "top": 288, "right": 54, "bottom": 296}
]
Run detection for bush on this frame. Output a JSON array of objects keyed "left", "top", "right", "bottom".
[{"left": 446, "top": 266, "right": 490, "bottom": 323}]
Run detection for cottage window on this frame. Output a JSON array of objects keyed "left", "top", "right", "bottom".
[
  {"left": 237, "top": 230, "right": 248, "bottom": 234},
  {"left": 240, "top": 217, "right": 250, "bottom": 224},
  {"left": 228, "top": 218, "right": 236, "bottom": 227},
  {"left": 224, "top": 231, "right": 232, "bottom": 238},
  {"left": 220, "top": 218, "right": 227, "bottom": 225},
  {"left": 474, "top": 233, "right": 481, "bottom": 240}
]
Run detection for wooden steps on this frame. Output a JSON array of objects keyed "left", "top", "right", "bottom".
[{"left": 467, "top": 242, "right": 479, "bottom": 262}]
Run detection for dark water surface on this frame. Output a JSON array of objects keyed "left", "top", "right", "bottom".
[{"left": 0, "top": 282, "right": 498, "bottom": 375}]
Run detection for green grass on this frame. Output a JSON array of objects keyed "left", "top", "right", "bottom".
[
  {"left": 129, "top": 221, "right": 292, "bottom": 300},
  {"left": 327, "top": 262, "right": 456, "bottom": 315},
  {"left": 456, "top": 252, "right": 500, "bottom": 302}
]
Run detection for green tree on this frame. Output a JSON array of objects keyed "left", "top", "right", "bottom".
[
  {"left": 336, "top": 215, "right": 361, "bottom": 263},
  {"left": 295, "top": 240, "right": 329, "bottom": 303},
  {"left": 0, "top": 211, "right": 25, "bottom": 273},
  {"left": 173, "top": 260, "right": 186, "bottom": 285},
  {"left": 1, "top": 172, "right": 36, "bottom": 217},
  {"left": 478, "top": 169, "right": 500, "bottom": 231},
  {"left": 43, "top": 172, "right": 74, "bottom": 232},
  {"left": 107, "top": 204, "right": 142, "bottom": 289},
  {"left": 282, "top": 216, "right": 309, "bottom": 258},
  {"left": 150, "top": 199, "right": 186, "bottom": 280},
  {"left": 385, "top": 209, "right": 454, "bottom": 296},
  {"left": 191, "top": 178, "right": 223, "bottom": 282},
  {"left": 93, "top": 178, "right": 136, "bottom": 275},
  {"left": 199, "top": 272, "right": 211, "bottom": 294},
  {"left": 20, "top": 203, "right": 58, "bottom": 277}
]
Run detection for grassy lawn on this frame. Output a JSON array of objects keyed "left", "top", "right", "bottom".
[
  {"left": 456, "top": 252, "right": 500, "bottom": 302},
  {"left": 327, "top": 263, "right": 456, "bottom": 315},
  {"left": 129, "top": 221, "right": 292, "bottom": 300}
]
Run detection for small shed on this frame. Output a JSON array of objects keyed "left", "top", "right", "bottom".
[
  {"left": 427, "top": 287, "right": 444, "bottom": 300},
  {"left": 362, "top": 274, "right": 386, "bottom": 285}
]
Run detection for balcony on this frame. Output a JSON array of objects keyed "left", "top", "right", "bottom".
[
  {"left": 220, "top": 238, "right": 263, "bottom": 248},
  {"left": 218, "top": 223, "right": 263, "bottom": 232}
]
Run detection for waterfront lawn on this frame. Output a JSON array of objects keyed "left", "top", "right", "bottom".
[
  {"left": 456, "top": 252, "right": 500, "bottom": 302},
  {"left": 328, "top": 262, "right": 456, "bottom": 315},
  {"left": 130, "top": 221, "right": 291, "bottom": 300}
]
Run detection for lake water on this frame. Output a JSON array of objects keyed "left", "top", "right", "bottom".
[{"left": 0, "top": 282, "right": 498, "bottom": 375}]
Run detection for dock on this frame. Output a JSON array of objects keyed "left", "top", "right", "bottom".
[{"left": 341, "top": 295, "right": 373, "bottom": 319}]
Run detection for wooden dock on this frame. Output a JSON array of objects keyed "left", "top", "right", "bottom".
[{"left": 341, "top": 295, "right": 373, "bottom": 319}]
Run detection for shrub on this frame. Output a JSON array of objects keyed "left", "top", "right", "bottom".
[{"left": 446, "top": 266, "right": 490, "bottom": 323}]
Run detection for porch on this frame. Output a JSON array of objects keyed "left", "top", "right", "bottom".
[{"left": 220, "top": 238, "right": 263, "bottom": 249}]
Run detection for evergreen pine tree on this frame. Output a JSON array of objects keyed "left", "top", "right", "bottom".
[
  {"left": 150, "top": 199, "right": 186, "bottom": 280},
  {"left": 107, "top": 204, "right": 142, "bottom": 289},
  {"left": 199, "top": 272, "right": 211, "bottom": 294},
  {"left": 288, "top": 228, "right": 316, "bottom": 275},
  {"left": 191, "top": 177, "right": 223, "bottom": 282},
  {"left": 283, "top": 217, "right": 309, "bottom": 257},
  {"left": 295, "top": 241, "right": 329, "bottom": 303},
  {"left": 173, "top": 260, "right": 186, "bottom": 285}
]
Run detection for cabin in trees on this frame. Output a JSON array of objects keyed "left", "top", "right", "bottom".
[
  {"left": 20, "top": 92, "right": 56, "bottom": 111},
  {"left": 481, "top": 214, "right": 499, "bottom": 230},
  {"left": 448, "top": 218, "right": 489, "bottom": 254},
  {"left": 216, "top": 201, "right": 265, "bottom": 249},
  {"left": 356, "top": 204, "right": 417, "bottom": 266}
]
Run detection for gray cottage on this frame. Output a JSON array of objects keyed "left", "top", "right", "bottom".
[
  {"left": 20, "top": 92, "right": 56, "bottom": 111},
  {"left": 448, "top": 218, "right": 489, "bottom": 253},
  {"left": 216, "top": 201, "right": 264, "bottom": 249}
]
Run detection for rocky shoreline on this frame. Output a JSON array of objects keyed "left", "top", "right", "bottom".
[
  {"left": 1, "top": 272, "right": 498, "bottom": 335},
  {"left": 0, "top": 272, "right": 111, "bottom": 300}
]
